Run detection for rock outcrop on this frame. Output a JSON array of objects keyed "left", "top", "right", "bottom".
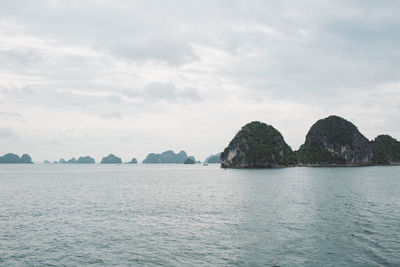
[
  {"left": 0, "top": 153, "right": 33, "bottom": 164},
  {"left": 220, "top": 121, "right": 297, "bottom": 168},
  {"left": 66, "top": 157, "right": 77, "bottom": 164},
  {"left": 100, "top": 154, "right": 122, "bottom": 164},
  {"left": 371, "top": 135, "right": 400, "bottom": 165},
  {"left": 20, "top": 154, "right": 33, "bottom": 164},
  {"left": 297, "top": 115, "right": 373, "bottom": 166},
  {"left": 142, "top": 150, "right": 188, "bottom": 164},
  {"left": 77, "top": 156, "right": 95, "bottom": 164},
  {"left": 184, "top": 157, "right": 195, "bottom": 164},
  {"left": 204, "top": 153, "right": 221, "bottom": 164},
  {"left": 126, "top": 158, "right": 138, "bottom": 164}
]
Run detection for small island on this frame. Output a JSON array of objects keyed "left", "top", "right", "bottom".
[
  {"left": 296, "top": 115, "right": 373, "bottom": 166},
  {"left": 204, "top": 153, "right": 221, "bottom": 164},
  {"left": 142, "top": 150, "right": 197, "bottom": 164},
  {"left": 55, "top": 156, "right": 95, "bottom": 164},
  {"left": 125, "top": 158, "right": 138, "bottom": 164},
  {"left": 220, "top": 121, "right": 297, "bottom": 168},
  {"left": 371, "top": 135, "right": 400, "bottom": 165},
  {"left": 0, "top": 153, "right": 33, "bottom": 164},
  {"left": 221, "top": 115, "right": 400, "bottom": 168},
  {"left": 77, "top": 156, "right": 95, "bottom": 164},
  {"left": 184, "top": 157, "right": 195, "bottom": 164},
  {"left": 101, "top": 154, "right": 122, "bottom": 164}
]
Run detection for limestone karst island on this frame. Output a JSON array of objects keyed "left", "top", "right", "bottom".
[
  {"left": 221, "top": 115, "right": 400, "bottom": 168},
  {"left": 1, "top": 115, "right": 399, "bottom": 168}
]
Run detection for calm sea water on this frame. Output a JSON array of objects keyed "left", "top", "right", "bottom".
[{"left": 0, "top": 164, "right": 399, "bottom": 266}]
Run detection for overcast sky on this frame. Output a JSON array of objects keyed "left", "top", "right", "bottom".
[{"left": 1, "top": 0, "right": 399, "bottom": 162}]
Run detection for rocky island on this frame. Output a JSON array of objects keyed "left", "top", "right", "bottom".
[
  {"left": 296, "top": 115, "right": 373, "bottom": 166},
  {"left": 220, "top": 121, "right": 297, "bottom": 168},
  {"left": 0, "top": 153, "right": 33, "bottom": 164},
  {"left": 142, "top": 150, "right": 198, "bottom": 164},
  {"left": 101, "top": 154, "right": 122, "bottom": 164},
  {"left": 371, "top": 135, "right": 400, "bottom": 165},
  {"left": 126, "top": 158, "right": 138, "bottom": 164},
  {"left": 55, "top": 156, "right": 95, "bottom": 164},
  {"left": 221, "top": 115, "right": 400, "bottom": 168},
  {"left": 184, "top": 157, "right": 195, "bottom": 164},
  {"left": 77, "top": 156, "right": 95, "bottom": 164},
  {"left": 204, "top": 153, "right": 221, "bottom": 164},
  {"left": 67, "top": 157, "right": 77, "bottom": 164}
]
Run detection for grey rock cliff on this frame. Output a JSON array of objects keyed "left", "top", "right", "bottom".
[{"left": 297, "top": 115, "right": 373, "bottom": 166}]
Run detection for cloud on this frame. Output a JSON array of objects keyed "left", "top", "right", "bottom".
[
  {"left": 142, "top": 82, "right": 202, "bottom": 103},
  {"left": 0, "top": 111, "right": 22, "bottom": 117},
  {"left": 0, "top": 48, "right": 41, "bottom": 66},
  {"left": 0, "top": 0, "right": 399, "bottom": 161},
  {"left": 0, "top": 127, "right": 20, "bottom": 139},
  {"left": 107, "top": 34, "right": 198, "bottom": 66},
  {"left": 99, "top": 112, "right": 122, "bottom": 119}
]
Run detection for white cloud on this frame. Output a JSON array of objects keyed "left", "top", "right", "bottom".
[{"left": 0, "top": 0, "right": 399, "bottom": 161}]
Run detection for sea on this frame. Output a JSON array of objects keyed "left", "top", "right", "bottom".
[{"left": 0, "top": 164, "right": 399, "bottom": 266}]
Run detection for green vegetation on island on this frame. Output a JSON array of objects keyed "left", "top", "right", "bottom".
[
  {"left": 55, "top": 156, "right": 95, "bottom": 164},
  {"left": 296, "top": 115, "right": 373, "bottom": 166},
  {"left": 143, "top": 150, "right": 192, "bottom": 164},
  {"left": 101, "top": 154, "right": 122, "bottom": 164},
  {"left": 204, "top": 153, "right": 221, "bottom": 164},
  {"left": 184, "top": 157, "right": 195, "bottom": 164},
  {"left": 126, "top": 158, "right": 138, "bottom": 164},
  {"left": 0, "top": 153, "right": 33, "bottom": 164},
  {"left": 221, "top": 121, "right": 296, "bottom": 168},
  {"left": 371, "top": 135, "right": 400, "bottom": 165},
  {"left": 77, "top": 156, "right": 95, "bottom": 164},
  {"left": 67, "top": 157, "right": 77, "bottom": 164}
]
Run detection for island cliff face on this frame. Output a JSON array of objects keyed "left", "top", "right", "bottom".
[
  {"left": 297, "top": 115, "right": 373, "bottom": 166},
  {"left": 220, "top": 121, "right": 296, "bottom": 168},
  {"left": 371, "top": 135, "right": 400, "bottom": 165}
]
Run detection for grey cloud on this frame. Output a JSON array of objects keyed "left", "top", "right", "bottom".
[
  {"left": 0, "top": 111, "right": 22, "bottom": 117},
  {"left": 99, "top": 112, "right": 122, "bottom": 119},
  {"left": 143, "top": 82, "right": 202, "bottom": 102},
  {"left": 2, "top": 87, "right": 125, "bottom": 108},
  {"left": 0, "top": 0, "right": 399, "bottom": 160},
  {"left": 0, "top": 49, "right": 41, "bottom": 66},
  {"left": 108, "top": 34, "right": 198, "bottom": 66},
  {"left": 0, "top": 127, "right": 20, "bottom": 139}
]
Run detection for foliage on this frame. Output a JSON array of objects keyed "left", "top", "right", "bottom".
[
  {"left": 142, "top": 150, "right": 189, "bottom": 163},
  {"left": 371, "top": 135, "right": 400, "bottom": 164},
  {"left": 77, "top": 156, "right": 95, "bottom": 164},
  {"left": 296, "top": 145, "right": 346, "bottom": 165},
  {"left": 0, "top": 153, "right": 33, "bottom": 164},
  {"left": 101, "top": 154, "right": 122, "bottom": 164},
  {"left": 184, "top": 157, "right": 195, "bottom": 164},
  {"left": 221, "top": 121, "right": 296, "bottom": 167},
  {"left": 204, "top": 153, "right": 221, "bottom": 163},
  {"left": 297, "top": 115, "right": 371, "bottom": 165}
]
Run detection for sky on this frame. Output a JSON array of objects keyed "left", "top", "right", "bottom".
[{"left": 1, "top": 0, "right": 399, "bottom": 163}]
